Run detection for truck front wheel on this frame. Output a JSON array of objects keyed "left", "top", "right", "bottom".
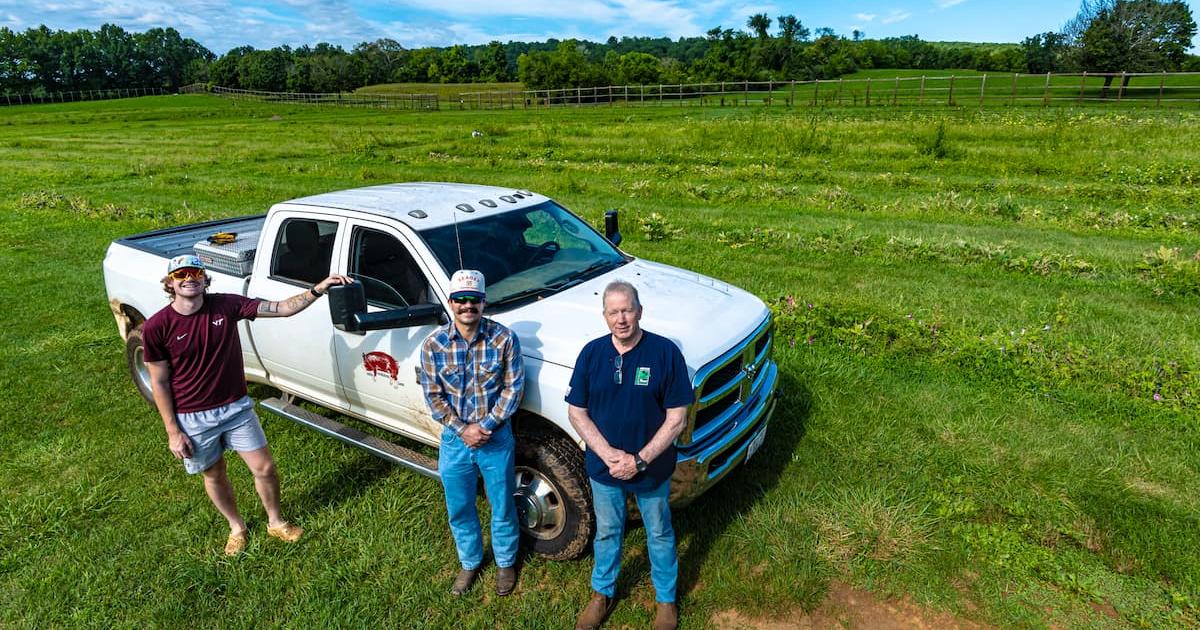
[
  {"left": 125, "top": 326, "right": 155, "bottom": 407},
  {"left": 513, "top": 426, "right": 594, "bottom": 561}
]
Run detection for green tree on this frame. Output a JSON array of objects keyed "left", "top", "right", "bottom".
[
  {"left": 1067, "top": 0, "right": 1197, "bottom": 95},
  {"left": 1022, "top": 32, "right": 1069, "bottom": 73},
  {"left": 476, "top": 41, "right": 509, "bottom": 82},
  {"left": 614, "top": 51, "right": 661, "bottom": 84}
]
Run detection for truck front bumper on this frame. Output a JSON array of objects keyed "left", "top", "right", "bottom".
[{"left": 669, "top": 358, "right": 780, "bottom": 507}]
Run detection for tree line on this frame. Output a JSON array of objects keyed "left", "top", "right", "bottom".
[{"left": 1, "top": 0, "right": 1195, "bottom": 96}]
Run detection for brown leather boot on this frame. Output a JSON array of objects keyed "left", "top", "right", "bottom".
[
  {"left": 653, "top": 602, "right": 678, "bottom": 630},
  {"left": 450, "top": 568, "right": 479, "bottom": 595},
  {"left": 496, "top": 566, "right": 517, "bottom": 596},
  {"left": 575, "top": 591, "right": 615, "bottom": 629}
]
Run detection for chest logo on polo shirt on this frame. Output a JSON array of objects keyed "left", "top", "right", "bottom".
[
  {"left": 635, "top": 367, "right": 651, "bottom": 386},
  {"left": 212, "top": 317, "right": 225, "bottom": 326}
]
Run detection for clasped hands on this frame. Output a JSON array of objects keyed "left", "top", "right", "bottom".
[{"left": 604, "top": 450, "right": 640, "bottom": 480}]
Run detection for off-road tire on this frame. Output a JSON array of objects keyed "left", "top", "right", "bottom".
[{"left": 514, "top": 426, "right": 594, "bottom": 560}]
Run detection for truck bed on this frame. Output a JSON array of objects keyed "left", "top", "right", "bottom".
[{"left": 116, "top": 215, "right": 266, "bottom": 262}]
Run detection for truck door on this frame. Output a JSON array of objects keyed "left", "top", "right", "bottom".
[
  {"left": 246, "top": 212, "right": 349, "bottom": 410},
  {"left": 332, "top": 221, "right": 445, "bottom": 445}
]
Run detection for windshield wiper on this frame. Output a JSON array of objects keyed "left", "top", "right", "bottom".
[
  {"left": 551, "top": 259, "right": 618, "bottom": 289},
  {"left": 491, "top": 259, "right": 621, "bottom": 308},
  {"left": 490, "top": 286, "right": 557, "bottom": 307}
]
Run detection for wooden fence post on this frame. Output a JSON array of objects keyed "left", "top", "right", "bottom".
[
  {"left": 836, "top": 78, "right": 843, "bottom": 105},
  {"left": 979, "top": 74, "right": 987, "bottom": 108},
  {"left": 1042, "top": 72, "right": 1051, "bottom": 107},
  {"left": 1117, "top": 72, "right": 1126, "bottom": 102},
  {"left": 1157, "top": 71, "right": 1165, "bottom": 107},
  {"left": 865, "top": 77, "right": 871, "bottom": 106},
  {"left": 1078, "top": 71, "right": 1087, "bottom": 103},
  {"left": 948, "top": 75, "right": 955, "bottom": 106},
  {"left": 1010, "top": 73, "right": 1018, "bottom": 106},
  {"left": 893, "top": 76, "right": 899, "bottom": 106},
  {"left": 812, "top": 79, "right": 819, "bottom": 106},
  {"left": 919, "top": 76, "right": 926, "bottom": 105}
]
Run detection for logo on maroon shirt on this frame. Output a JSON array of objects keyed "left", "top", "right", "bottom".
[
  {"left": 362, "top": 352, "right": 399, "bottom": 381},
  {"left": 212, "top": 317, "right": 225, "bottom": 326}
]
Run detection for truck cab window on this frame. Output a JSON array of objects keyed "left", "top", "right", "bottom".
[
  {"left": 271, "top": 218, "right": 337, "bottom": 285},
  {"left": 349, "top": 227, "right": 433, "bottom": 310}
]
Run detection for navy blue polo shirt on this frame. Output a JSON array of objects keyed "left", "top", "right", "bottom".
[{"left": 565, "top": 331, "right": 693, "bottom": 490}]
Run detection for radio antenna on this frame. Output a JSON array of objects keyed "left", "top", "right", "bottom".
[{"left": 452, "top": 208, "right": 465, "bottom": 270}]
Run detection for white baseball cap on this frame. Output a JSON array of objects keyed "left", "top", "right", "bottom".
[
  {"left": 167, "top": 254, "right": 206, "bottom": 274},
  {"left": 448, "top": 269, "right": 485, "bottom": 300}
]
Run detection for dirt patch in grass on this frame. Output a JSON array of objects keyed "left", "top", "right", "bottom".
[{"left": 711, "top": 580, "right": 992, "bottom": 629}]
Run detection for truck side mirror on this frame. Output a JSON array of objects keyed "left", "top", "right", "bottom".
[
  {"left": 328, "top": 281, "right": 444, "bottom": 333},
  {"left": 328, "top": 282, "right": 366, "bottom": 332},
  {"left": 604, "top": 209, "right": 622, "bottom": 247}
]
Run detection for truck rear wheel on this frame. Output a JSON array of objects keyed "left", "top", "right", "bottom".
[
  {"left": 514, "top": 426, "right": 593, "bottom": 561},
  {"left": 125, "top": 326, "right": 156, "bottom": 407}
]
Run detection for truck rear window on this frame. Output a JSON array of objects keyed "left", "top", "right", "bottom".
[{"left": 271, "top": 218, "right": 337, "bottom": 285}]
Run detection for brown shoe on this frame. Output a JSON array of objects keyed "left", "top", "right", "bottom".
[
  {"left": 224, "top": 530, "right": 247, "bottom": 556},
  {"left": 496, "top": 566, "right": 517, "bottom": 596},
  {"left": 450, "top": 568, "right": 479, "bottom": 596},
  {"left": 575, "top": 591, "right": 615, "bottom": 630},
  {"left": 653, "top": 602, "right": 678, "bottom": 630},
  {"left": 266, "top": 522, "right": 304, "bottom": 542}
]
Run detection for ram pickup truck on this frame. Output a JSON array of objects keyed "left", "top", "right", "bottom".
[{"left": 103, "top": 182, "right": 779, "bottom": 559}]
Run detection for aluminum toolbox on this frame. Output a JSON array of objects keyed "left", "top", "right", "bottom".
[{"left": 193, "top": 230, "right": 260, "bottom": 276}]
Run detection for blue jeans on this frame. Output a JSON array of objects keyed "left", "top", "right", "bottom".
[
  {"left": 590, "top": 477, "right": 677, "bottom": 603},
  {"left": 439, "top": 424, "right": 519, "bottom": 570}
]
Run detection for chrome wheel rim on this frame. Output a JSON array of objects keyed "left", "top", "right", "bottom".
[{"left": 513, "top": 465, "right": 565, "bottom": 540}]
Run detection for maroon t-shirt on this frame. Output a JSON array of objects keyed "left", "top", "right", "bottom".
[{"left": 142, "top": 293, "right": 262, "bottom": 413}]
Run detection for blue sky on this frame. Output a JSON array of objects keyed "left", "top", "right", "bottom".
[{"left": 1, "top": 1, "right": 1196, "bottom": 55}]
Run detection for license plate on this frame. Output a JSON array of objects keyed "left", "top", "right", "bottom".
[{"left": 744, "top": 426, "right": 767, "bottom": 462}]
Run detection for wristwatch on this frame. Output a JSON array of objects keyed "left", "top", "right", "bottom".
[{"left": 632, "top": 453, "right": 647, "bottom": 473}]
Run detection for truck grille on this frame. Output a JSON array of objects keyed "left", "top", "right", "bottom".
[{"left": 682, "top": 316, "right": 773, "bottom": 445}]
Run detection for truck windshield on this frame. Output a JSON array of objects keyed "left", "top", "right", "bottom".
[{"left": 419, "top": 200, "right": 627, "bottom": 308}]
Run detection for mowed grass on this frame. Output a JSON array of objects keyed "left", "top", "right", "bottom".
[{"left": 1, "top": 94, "right": 1199, "bottom": 628}]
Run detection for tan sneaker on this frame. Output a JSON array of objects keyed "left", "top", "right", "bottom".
[
  {"left": 266, "top": 522, "right": 304, "bottom": 542},
  {"left": 653, "top": 602, "right": 678, "bottom": 630},
  {"left": 575, "top": 591, "right": 615, "bottom": 630},
  {"left": 224, "top": 530, "right": 247, "bottom": 556}
]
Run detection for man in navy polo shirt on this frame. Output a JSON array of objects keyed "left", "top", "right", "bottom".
[{"left": 567, "top": 280, "right": 692, "bottom": 630}]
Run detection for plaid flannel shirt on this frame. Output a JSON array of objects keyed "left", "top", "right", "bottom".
[{"left": 419, "top": 317, "right": 525, "bottom": 434}]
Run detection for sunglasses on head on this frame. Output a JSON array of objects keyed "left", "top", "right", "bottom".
[
  {"left": 451, "top": 296, "right": 481, "bottom": 304},
  {"left": 168, "top": 268, "right": 205, "bottom": 282}
]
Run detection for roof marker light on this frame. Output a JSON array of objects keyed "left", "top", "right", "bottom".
[
  {"left": 479, "top": 199, "right": 498, "bottom": 208},
  {"left": 456, "top": 203, "right": 475, "bottom": 213},
  {"left": 408, "top": 210, "right": 428, "bottom": 219},
  {"left": 500, "top": 195, "right": 516, "bottom": 203}
]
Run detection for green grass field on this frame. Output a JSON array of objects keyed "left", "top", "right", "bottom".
[{"left": 2, "top": 94, "right": 1199, "bottom": 628}]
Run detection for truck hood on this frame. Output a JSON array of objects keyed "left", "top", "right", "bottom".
[{"left": 493, "top": 259, "right": 769, "bottom": 375}]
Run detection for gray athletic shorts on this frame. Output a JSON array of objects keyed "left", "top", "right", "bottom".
[{"left": 178, "top": 395, "right": 268, "bottom": 474}]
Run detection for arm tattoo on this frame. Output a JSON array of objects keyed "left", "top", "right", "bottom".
[
  {"left": 258, "top": 301, "right": 280, "bottom": 315},
  {"left": 283, "top": 292, "right": 314, "bottom": 313}
]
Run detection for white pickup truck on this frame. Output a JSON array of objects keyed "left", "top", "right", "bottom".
[{"left": 103, "top": 182, "right": 778, "bottom": 559}]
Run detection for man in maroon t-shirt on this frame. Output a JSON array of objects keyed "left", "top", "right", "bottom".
[{"left": 143, "top": 254, "right": 351, "bottom": 556}]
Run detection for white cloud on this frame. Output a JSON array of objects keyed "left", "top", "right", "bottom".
[
  {"left": 854, "top": 12, "right": 876, "bottom": 22},
  {"left": 937, "top": 0, "right": 966, "bottom": 7},
  {"left": 881, "top": 10, "right": 912, "bottom": 24}
]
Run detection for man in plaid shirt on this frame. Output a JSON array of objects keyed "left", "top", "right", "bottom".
[{"left": 420, "top": 269, "right": 525, "bottom": 597}]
